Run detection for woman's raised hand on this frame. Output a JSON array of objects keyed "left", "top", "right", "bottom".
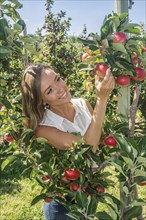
[{"left": 95, "top": 68, "right": 115, "bottom": 99}]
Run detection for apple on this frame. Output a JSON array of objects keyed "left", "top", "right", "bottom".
[
  {"left": 82, "top": 52, "right": 92, "bottom": 61},
  {"left": 131, "top": 67, "right": 146, "bottom": 81},
  {"left": 104, "top": 135, "right": 117, "bottom": 147},
  {"left": 44, "top": 198, "right": 53, "bottom": 203},
  {"left": 42, "top": 175, "right": 50, "bottom": 182},
  {"left": 142, "top": 47, "right": 146, "bottom": 53},
  {"left": 60, "top": 176, "right": 70, "bottom": 183},
  {"left": 116, "top": 75, "right": 130, "bottom": 86},
  {"left": 0, "top": 103, "right": 3, "bottom": 110},
  {"left": 96, "top": 185, "right": 105, "bottom": 193},
  {"left": 132, "top": 57, "right": 139, "bottom": 66},
  {"left": 113, "top": 32, "right": 126, "bottom": 45},
  {"left": 65, "top": 169, "right": 80, "bottom": 180},
  {"left": 70, "top": 182, "right": 80, "bottom": 191},
  {"left": 4, "top": 133, "right": 14, "bottom": 143},
  {"left": 94, "top": 62, "right": 109, "bottom": 78},
  {"left": 137, "top": 182, "right": 146, "bottom": 186}
]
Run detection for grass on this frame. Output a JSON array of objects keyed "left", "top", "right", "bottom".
[
  {"left": 0, "top": 177, "right": 44, "bottom": 220},
  {"left": 0, "top": 166, "right": 146, "bottom": 220}
]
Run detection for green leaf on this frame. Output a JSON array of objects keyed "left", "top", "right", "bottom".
[
  {"left": 112, "top": 43, "right": 127, "bottom": 54},
  {"left": 119, "top": 13, "right": 128, "bottom": 25},
  {"left": 75, "top": 190, "right": 88, "bottom": 209},
  {"left": 126, "top": 28, "right": 141, "bottom": 35},
  {"left": 77, "top": 38, "right": 96, "bottom": 46},
  {"left": 110, "top": 162, "right": 126, "bottom": 177},
  {"left": 0, "top": 18, "right": 8, "bottom": 40},
  {"left": 123, "top": 206, "right": 142, "bottom": 220},
  {"left": 17, "top": 19, "right": 26, "bottom": 30},
  {"left": 21, "top": 129, "right": 35, "bottom": 145},
  {"left": 100, "top": 20, "right": 112, "bottom": 40},
  {"left": 113, "top": 134, "right": 131, "bottom": 154},
  {"left": 13, "top": 23, "right": 22, "bottom": 32},
  {"left": 106, "top": 203, "right": 117, "bottom": 220},
  {"left": 121, "top": 156, "right": 134, "bottom": 169},
  {"left": 95, "top": 211, "right": 113, "bottom": 220},
  {"left": 0, "top": 46, "right": 11, "bottom": 58},
  {"left": 1, "top": 155, "right": 17, "bottom": 170},
  {"left": 87, "top": 197, "right": 97, "bottom": 215},
  {"left": 135, "top": 169, "right": 146, "bottom": 177},
  {"left": 35, "top": 137, "right": 48, "bottom": 144},
  {"left": 1, "top": 99, "right": 12, "bottom": 109},
  {"left": 31, "top": 194, "right": 46, "bottom": 206}
]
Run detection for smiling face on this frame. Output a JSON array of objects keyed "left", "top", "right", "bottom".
[{"left": 40, "top": 68, "right": 72, "bottom": 108}]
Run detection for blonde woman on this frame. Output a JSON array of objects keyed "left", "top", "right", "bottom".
[{"left": 21, "top": 64, "right": 115, "bottom": 220}]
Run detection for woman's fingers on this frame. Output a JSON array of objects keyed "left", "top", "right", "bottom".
[{"left": 95, "top": 68, "right": 115, "bottom": 98}]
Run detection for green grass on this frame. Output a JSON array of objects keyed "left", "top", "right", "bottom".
[
  {"left": 0, "top": 176, "right": 44, "bottom": 220},
  {"left": 0, "top": 167, "right": 146, "bottom": 220}
]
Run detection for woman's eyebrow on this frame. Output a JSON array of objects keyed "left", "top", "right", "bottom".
[{"left": 43, "top": 75, "right": 58, "bottom": 94}]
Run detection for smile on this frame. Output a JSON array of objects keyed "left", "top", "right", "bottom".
[{"left": 59, "top": 91, "right": 67, "bottom": 99}]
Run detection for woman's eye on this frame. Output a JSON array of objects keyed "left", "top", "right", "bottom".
[
  {"left": 57, "top": 76, "right": 60, "bottom": 81},
  {"left": 47, "top": 88, "right": 52, "bottom": 94}
]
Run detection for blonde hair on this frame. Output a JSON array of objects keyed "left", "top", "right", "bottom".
[{"left": 21, "top": 64, "right": 53, "bottom": 130}]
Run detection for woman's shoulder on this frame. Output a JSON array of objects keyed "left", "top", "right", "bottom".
[
  {"left": 71, "top": 97, "right": 86, "bottom": 106},
  {"left": 72, "top": 98, "right": 93, "bottom": 114}
]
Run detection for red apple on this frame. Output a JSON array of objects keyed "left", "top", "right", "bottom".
[
  {"left": 4, "top": 133, "right": 14, "bottom": 143},
  {"left": 131, "top": 67, "right": 146, "bottom": 81},
  {"left": 116, "top": 75, "right": 130, "bottom": 86},
  {"left": 44, "top": 198, "right": 53, "bottom": 203},
  {"left": 113, "top": 32, "right": 126, "bottom": 45},
  {"left": 96, "top": 185, "right": 105, "bottom": 193},
  {"left": 42, "top": 175, "right": 50, "bottom": 182},
  {"left": 137, "top": 182, "right": 146, "bottom": 186},
  {"left": 142, "top": 47, "right": 146, "bottom": 53},
  {"left": 94, "top": 62, "right": 109, "bottom": 78},
  {"left": 132, "top": 57, "right": 139, "bottom": 66},
  {"left": 0, "top": 103, "right": 3, "bottom": 110},
  {"left": 60, "top": 176, "right": 70, "bottom": 183},
  {"left": 104, "top": 135, "right": 117, "bottom": 147},
  {"left": 65, "top": 169, "right": 80, "bottom": 180},
  {"left": 70, "top": 182, "right": 80, "bottom": 191}
]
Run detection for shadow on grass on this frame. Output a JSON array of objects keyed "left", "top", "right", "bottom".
[{"left": 0, "top": 161, "right": 29, "bottom": 195}]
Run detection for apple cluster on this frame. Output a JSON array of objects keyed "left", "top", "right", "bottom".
[{"left": 82, "top": 32, "right": 146, "bottom": 87}]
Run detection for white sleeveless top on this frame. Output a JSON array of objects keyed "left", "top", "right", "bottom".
[{"left": 39, "top": 98, "right": 92, "bottom": 136}]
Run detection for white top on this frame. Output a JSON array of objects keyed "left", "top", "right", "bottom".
[{"left": 39, "top": 98, "right": 92, "bottom": 136}]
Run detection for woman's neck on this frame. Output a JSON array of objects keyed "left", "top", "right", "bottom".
[{"left": 50, "top": 101, "right": 75, "bottom": 122}]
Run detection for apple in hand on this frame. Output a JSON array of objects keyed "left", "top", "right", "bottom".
[
  {"left": 104, "top": 135, "right": 117, "bottom": 147},
  {"left": 113, "top": 32, "right": 126, "bottom": 45},
  {"left": 116, "top": 75, "right": 130, "bottom": 86},
  {"left": 94, "top": 62, "right": 109, "bottom": 78}
]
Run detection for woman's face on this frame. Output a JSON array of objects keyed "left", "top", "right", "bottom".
[{"left": 40, "top": 68, "right": 72, "bottom": 108}]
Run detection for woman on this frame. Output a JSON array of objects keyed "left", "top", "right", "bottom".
[{"left": 21, "top": 63, "right": 115, "bottom": 220}]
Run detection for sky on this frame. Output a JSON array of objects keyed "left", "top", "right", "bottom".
[{"left": 18, "top": 0, "right": 146, "bottom": 36}]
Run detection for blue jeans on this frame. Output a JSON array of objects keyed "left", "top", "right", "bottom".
[{"left": 44, "top": 200, "right": 72, "bottom": 220}]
